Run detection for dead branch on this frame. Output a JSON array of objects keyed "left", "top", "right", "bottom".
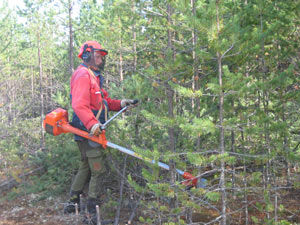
[
  {"left": 0, "top": 166, "right": 44, "bottom": 193},
  {"left": 114, "top": 156, "right": 127, "bottom": 225}
]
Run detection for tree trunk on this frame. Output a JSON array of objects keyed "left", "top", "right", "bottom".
[
  {"left": 132, "top": 0, "right": 137, "bottom": 72},
  {"left": 68, "top": 0, "right": 74, "bottom": 74},
  {"left": 259, "top": 6, "right": 273, "bottom": 221},
  {"left": 37, "top": 31, "right": 45, "bottom": 148},
  {"left": 191, "top": 0, "right": 201, "bottom": 149},
  {"left": 166, "top": 3, "right": 175, "bottom": 155},
  {"left": 118, "top": 16, "right": 123, "bottom": 82},
  {"left": 231, "top": 100, "right": 236, "bottom": 192},
  {"left": 216, "top": 1, "right": 226, "bottom": 224},
  {"left": 31, "top": 65, "right": 34, "bottom": 99},
  {"left": 166, "top": 4, "right": 178, "bottom": 220},
  {"left": 244, "top": 67, "right": 250, "bottom": 225}
]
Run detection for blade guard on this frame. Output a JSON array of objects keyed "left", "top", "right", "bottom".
[{"left": 182, "top": 172, "right": 198, "bottom": 187}]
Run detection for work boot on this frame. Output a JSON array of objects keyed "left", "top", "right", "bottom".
[
  {"left": 64, "top": 190, "right": 82, "bottom": 214},
  {"left": 87, "top": 197, "right": 100, "bottom": 213},
  {"left": 83, "top": 197, "right": 101, "bottom": 225},
  {"left": 83, "top": 198, "right": 113, "bottom": 225}
]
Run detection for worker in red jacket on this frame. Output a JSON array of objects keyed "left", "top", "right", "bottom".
[{"left": 64, "top": 41, "right": 137, "bottom": 220}]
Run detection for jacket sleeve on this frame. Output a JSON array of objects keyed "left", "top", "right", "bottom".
[
  {"left": 102, "top": 89, "right": 122, "bottom": 112},
  {"left": 71, "top": 74, "right": 98, "bottom": 130}
]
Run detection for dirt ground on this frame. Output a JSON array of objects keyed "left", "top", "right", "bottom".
[
  {"left": 0, "top": 194, "right": 86, "bottom": 225},
  {"left": 0, "top": 193, "right": 132, "bottom": 225},
  {"left": 1, "top": 189, "right": 299, "bottom": 225}
]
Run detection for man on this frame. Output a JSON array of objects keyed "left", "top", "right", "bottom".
[{"left": 64, "top": 41, "right": 136, "bottom": 220}]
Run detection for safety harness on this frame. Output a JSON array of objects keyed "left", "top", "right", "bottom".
[{"left": 81, "top": 67, "right": 108, "bottom": 123}]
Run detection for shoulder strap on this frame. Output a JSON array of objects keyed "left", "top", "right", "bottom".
[
  {"left": 81, "top": 67, "right": 107, "bottom": 122},
  {"left": 80, "top": 67, "right": 99, "bottom": 88}
]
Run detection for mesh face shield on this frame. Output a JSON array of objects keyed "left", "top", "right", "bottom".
[
  {"left": 98, "top": 56, "right": 106, "bottom": 72},
  {"left": 83, "top": 45, "right": 107, "bottom": 71}
]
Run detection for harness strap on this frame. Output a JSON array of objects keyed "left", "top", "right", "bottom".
[
  {"left": 104, "top": 103, "right": 108, "bottom": 121},
  {"left": 96, "top": 102, "right": 103, "bottom": 121}
]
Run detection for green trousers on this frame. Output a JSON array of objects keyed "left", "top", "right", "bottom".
[{"left": 71, "top": 140, "right": 106, "bottom": 199}]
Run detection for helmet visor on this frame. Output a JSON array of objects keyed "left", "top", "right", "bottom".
[{"left": 94, "top": 49, "right": 108, "bottom": 56}]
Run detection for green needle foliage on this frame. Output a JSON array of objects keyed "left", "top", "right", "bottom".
[{"left": 0, "top": 0, "right": 299, "bottom": 224}]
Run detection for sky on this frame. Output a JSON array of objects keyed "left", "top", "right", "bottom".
[
  {"left": 6, "top": 0, "right": 25, "bottom": 10},
  {"left": 5, "top": 0, "right": 98, "bottom": 13},
  {"left": 2, "top": 0, "right": 82, "bottom": 24}
]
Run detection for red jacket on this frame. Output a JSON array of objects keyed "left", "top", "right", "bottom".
[{"left": 70, "top": 64, "right": 121, "bottom": 130}]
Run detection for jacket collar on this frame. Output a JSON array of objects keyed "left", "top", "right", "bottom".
[
  {"left": 81, "top": 63, "right": 104, "bottom": 88},
  {"left": 81, "top": 63, "right": 101, "bottom": 77}
]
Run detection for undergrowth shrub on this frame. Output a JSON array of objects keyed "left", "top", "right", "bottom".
[{"left": 2, "top": 117, "right": 80, "bottom": 200}]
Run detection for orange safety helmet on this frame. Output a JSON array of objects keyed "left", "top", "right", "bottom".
[{"left": 78, "top": 41, "right": 108, "bottom": 60}]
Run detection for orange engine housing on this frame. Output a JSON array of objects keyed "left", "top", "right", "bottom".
[{"left": 43, "top": 108, "right": 69, "bottom": 136}]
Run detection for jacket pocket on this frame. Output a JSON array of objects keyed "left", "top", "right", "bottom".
[{"left": 90, "top": 86, "right": 102, "bottom": 107}]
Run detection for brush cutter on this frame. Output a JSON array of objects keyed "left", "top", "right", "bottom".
[{"left": 43, "top": 107, "right": 206, "bottom": 188}]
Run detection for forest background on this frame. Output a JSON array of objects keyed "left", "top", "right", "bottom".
[{"left": 0, "top": 0, "right": 299, "bottom": 224}]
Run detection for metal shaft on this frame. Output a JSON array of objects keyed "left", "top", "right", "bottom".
[
  {"left": 101, "top": 106, "right": 128, "bottom": 129},
  {"left": 101, "top": 99, "right": 138, "bottom": 129},
  {"left": 107, "top": 142, "right": 184, "bottom": 176}
]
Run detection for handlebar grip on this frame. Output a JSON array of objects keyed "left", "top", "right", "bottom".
[{"left": 133, "top": 99, "right": 139, "bottom": 104}]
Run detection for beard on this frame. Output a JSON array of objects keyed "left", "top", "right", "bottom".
[
  {"left": 88, "top": 52, "right": 105, "bottom": 71},
  {"left": 97, "top": 57, "right": 106, "bottom": 71}
]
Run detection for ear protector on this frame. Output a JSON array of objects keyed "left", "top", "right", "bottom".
[{"left": 82, "top": 44, "right": 93, "bottom": 63}]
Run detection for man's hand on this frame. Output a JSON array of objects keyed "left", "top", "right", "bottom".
[
  {"left": 90, "top": 123, "right": 102, "bottom": 136},
  {"left": 121, "top": 99, "right": 138, "bottom": 108}
]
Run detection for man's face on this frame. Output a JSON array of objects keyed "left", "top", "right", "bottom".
[{"left": 94, "top": 51, "right": 104, "bottom": 67}]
